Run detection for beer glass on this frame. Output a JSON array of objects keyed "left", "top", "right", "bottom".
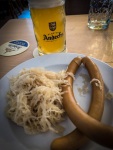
[
  {"left": 88, "top": 0, "right": 113, "bottom": 30},
  {"left": 29, "top": 0, "right": 66, "bottom": 55}
]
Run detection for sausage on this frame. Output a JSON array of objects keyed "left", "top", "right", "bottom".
[
  {"left": 52, "top": 56, "right": 113, "bottom": 149},
  {"left": 51, "top": 56, "right": 105, "bottom": 150},
  {"left": 74, "top": 57, "right": 113, "bottom": 148}
]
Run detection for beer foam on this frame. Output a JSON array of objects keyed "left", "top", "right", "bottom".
[{"left": 29, "top": 0, "right": 65, "bottom": 8}]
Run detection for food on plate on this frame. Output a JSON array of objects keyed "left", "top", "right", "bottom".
[
  {"left": 5, "top": 56, "right": 113, "bottom": 149},
  {"left": 6, "top": 68, "right": 68, "bottom": 134},
  {"left": 77, "top": 73, "right": 90, "bottom": 95},
  {"left": 51, "top": 56, "right": 105, "bottom": 150},
  {"left": 106, "top": 92, "right": 113, "bottom": 100},
  {"left": 52, "top": 56, "right": 113, "bottom": 149}
]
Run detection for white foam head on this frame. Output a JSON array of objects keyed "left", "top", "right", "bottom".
[{"left": 29, "top": 0, "right": 65, "bottom": 8}]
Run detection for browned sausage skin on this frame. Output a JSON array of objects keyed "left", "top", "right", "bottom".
[{"left": 51, "top": 56, "right": 106, "bottom": 150}]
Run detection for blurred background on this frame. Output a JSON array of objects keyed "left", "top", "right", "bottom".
[
  {"left": 0, "top": 0, "right": 91, "bottom": 28},
  {"left": 0, "top": 0, "right": 30, "bottom": 28}
]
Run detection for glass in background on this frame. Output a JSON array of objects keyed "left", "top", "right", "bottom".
[{"left": 88, "top": 0, "right": 113, "bottom": 30}]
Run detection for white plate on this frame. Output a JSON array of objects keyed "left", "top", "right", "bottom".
[{"left": 0, "top": 53, "right": 113, "bottom": 150}]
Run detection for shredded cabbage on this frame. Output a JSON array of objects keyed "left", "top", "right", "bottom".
[
  {"left": 6, "top": 68, "right": 68, "bottom": 135},
  {"left": 90, "top": 78, "right": 102, "bottom": 90}
]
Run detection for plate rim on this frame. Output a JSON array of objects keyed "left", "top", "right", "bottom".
[{"left": 0, "top": 53, "right": 113, "bottom": 150}]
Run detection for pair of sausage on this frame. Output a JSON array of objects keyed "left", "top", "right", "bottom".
[{"left": 51, "top": 57, "right": 113, "bottom": 149}]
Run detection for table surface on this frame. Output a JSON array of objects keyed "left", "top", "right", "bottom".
[{"left": 0, "top": 14, "right": 113, "bottom": 79}]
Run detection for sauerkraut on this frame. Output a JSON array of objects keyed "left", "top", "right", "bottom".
[
  {"left": 6, "top": 68, "right": 68, "bottom": 135},
  {"left": 106, "top": 92, "right": 113, "bottom": 100},
  {"left": 90, "top": 78, "right": 102, "bottom": 90}
]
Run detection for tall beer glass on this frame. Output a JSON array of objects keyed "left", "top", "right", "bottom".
[{"left": 29, "top": 0, "right": 66, "bottom": 55}]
